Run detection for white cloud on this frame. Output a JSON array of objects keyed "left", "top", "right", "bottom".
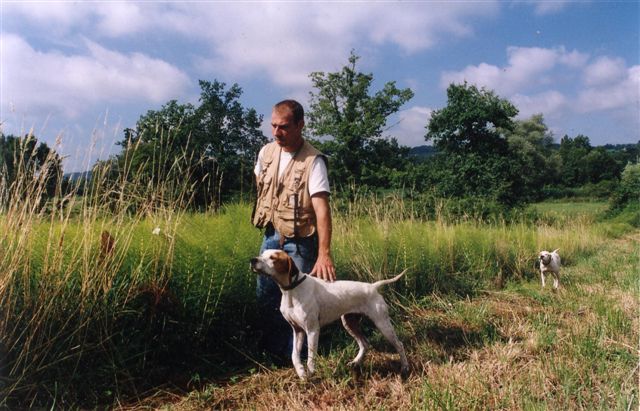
[
  {"left": 511, "top": 91, "right": 568, "bottom": 119},
  {"left": 440, "top": 46, "right": 588, "bottom": 95},
  {"left": 1, "top": 33, "right": 191, "bottom": 120},
  {"left": 577, "top": 65, "right": 640, "bottom": 112},
  {"left": 127, "top": 2, "right": 497, "bottom": 89},
  {"left": 583, "top": 56, "right": 628, "bottom": 86}
]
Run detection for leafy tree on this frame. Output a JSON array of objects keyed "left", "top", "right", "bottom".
[
  {"left": 609, "top": 162, "right": 640, "bottom": 210},
  {"left": 427, "top": 82, "right": 517, "bottom": 155},
  {"left": 425, "top": 83, "right": 524, "bottom": 205},
  {"left": 115, "top": 80, "right": 267, "bottom": 209},
  {"left": 306, "top": 51, "right": 414, "bottom": 188},
  {"left": 558, "top": 134, "right": 591, "bottom": 186},
  {"left": 503, "top": 114, "right": 561, "bottom": 201},
  {"left": 0, "top": 133, "right": 63, "bottom": 208}
]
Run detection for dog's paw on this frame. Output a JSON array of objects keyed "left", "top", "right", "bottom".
[
  {"left": 400, "top": 365, "right": 410, "bottom": 380},
  {"left": 347, "top": 360, "right": 359, "bottom": 368}
]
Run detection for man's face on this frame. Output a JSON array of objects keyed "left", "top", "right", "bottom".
[{"left": 271, "top": 108, "right": 304, "bottom": 152}]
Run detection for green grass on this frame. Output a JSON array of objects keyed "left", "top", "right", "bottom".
[{"left": 1, "top": 189, "right": 638, "bottom": 408}]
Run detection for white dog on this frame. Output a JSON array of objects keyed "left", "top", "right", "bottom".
[
  {"left": 250, "top": 249, "right": 409, "bottom": 379},
  {"left": 539, "top": 249, "right": 561, "bottom": 289}
]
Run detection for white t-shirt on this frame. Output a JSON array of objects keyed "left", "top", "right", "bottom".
[{"left": 254, "top": 145, "right": 330, "bottom": 196}]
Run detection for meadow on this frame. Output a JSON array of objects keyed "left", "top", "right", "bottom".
[{"left": 1, "top": 165, "right": 638, "bottom": 410}]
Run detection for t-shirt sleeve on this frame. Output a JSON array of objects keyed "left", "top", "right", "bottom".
[
  {"left": 254, "top": 146, "right": 266, "bottom": 176},
  {"left": 308, "top": 156, "right": 330, "bottom": 197}
]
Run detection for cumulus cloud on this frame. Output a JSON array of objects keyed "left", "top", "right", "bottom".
[
  {"left": 583, "top": 56, "right": 628, "bottom": 86},
  {"left": 578, "top": 65, "right": 640, "bottom": 112},
  {"left": 157, "top": 2, "right": 494, "bottom": 95},
  {"left": 440, "top": 46, "right": 588, "bottom": 95},
  {"left": 439, "top": 45, "right": 639, "bottom": 137},
  {"left": 1, "top": 33, "right": 191, "bottom": 119},
  {"left": 511, "top": 91, "right": 568, "bottom": 119}
]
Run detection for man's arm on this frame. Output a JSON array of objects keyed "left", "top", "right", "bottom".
[{"left": 310, "top": 192, "right": 336, "bottom": 282}]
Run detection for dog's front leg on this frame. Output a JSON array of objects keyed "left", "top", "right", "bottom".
[
  {"left": 306, "top": 321, "right": 320, "bottom": 377},
  {"left": 541, "top": 271, "right": 546, "bottom": 287},
  {"left": 291, "top": 326, "right": 306, "bottom": 379}
]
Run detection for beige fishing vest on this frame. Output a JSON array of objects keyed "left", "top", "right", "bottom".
[{"left": 252, "top": 141, "right": 326, "bottom": 238}]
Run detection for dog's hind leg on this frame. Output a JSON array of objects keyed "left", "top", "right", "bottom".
[
  {"left": 552, "top": 273, "right": 559, "bottom": 289},
  {"left": 367, "top": 303, "right": 409, "bottom": 376},
  {"left": 341, "top": 313, "right": 370, "bottom": 367}
]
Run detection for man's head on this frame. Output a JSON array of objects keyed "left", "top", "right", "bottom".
[{"left": 272, "top": 100, "right": 304, "bottom": 152}]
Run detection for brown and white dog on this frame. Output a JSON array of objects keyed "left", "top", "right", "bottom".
[
  {"left": 250, "top": 249, "right": 409, "bottom": 379},
  {"left": 539, "top": 249, "right": 561, "bottom": 289}
]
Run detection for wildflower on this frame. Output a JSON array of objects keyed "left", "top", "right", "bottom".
[{"left": 152, "top": 227, "right": 161, "bottom": 235}]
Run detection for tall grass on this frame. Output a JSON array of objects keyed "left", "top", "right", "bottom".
[{"left": 0, "top": 139, "right": 634, "bottom": 407}]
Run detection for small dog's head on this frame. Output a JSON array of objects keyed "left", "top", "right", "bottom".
[
  {"left": 250, "top": 249, "right": 299, "bottom": 287},
  {"left": 539, "top": 249, "right": 559, "bottom": 265}
]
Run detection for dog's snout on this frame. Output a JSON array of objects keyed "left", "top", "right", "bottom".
[{"left": 250, "top": 257, "right": 259, "bottom": 266}]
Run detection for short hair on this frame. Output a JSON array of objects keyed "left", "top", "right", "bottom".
[{"left": 273, "top": 99, "right": 304, "bottom": 124}]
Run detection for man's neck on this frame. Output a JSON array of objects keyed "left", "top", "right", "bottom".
[{"left": 282, "top": 139, "right": 304, "bottom": 153}]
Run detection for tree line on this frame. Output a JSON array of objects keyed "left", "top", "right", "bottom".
[{"left": 1, "top": 52, "right": 637, "bottom": 212}]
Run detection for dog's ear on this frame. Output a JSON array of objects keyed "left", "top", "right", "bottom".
[{"left": 288, "top": 255, "right": 300, "bottom": 276}]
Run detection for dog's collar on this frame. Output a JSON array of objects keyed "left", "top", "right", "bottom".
[
  {"left": 280, "top": 273, "right": 307, "bottom": 290},
  {"left": 280, "top": 257, "right": 306, "bottom": 291}
]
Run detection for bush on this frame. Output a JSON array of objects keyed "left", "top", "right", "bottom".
[{"left": 609, "top": 163, "right": 640, "bottom": 210}]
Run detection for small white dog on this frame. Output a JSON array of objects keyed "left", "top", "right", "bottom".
[
  {"left": 539, "top": 249, "right": 561, "bottom": 289},
  {"left": 250, "top": 249, "right": 409, "bottom": 379}
]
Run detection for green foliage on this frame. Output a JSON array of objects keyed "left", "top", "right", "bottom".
[
  {"left": 113, "top": 80, "right": 267, "bottom": 210},
  {"left": 425, "top": 83, "right": 530, "bottom": 206},
  {"left": 0, "top": 133, "right": 63, "bottom": 209},
  {"left": 503, "top": 114, "right": 560, "bottom": 201},
  {"left": 307, "top": 51, "right": 414, "bottom": 188},
  {"left": 558, "top": 135, "right": 627, "bottom": 189},
  {"left": 427, "top": 82, "right": 517, "bottom": 154},
  {"left": 609, "top": 163, "right": 640, "bottom": 211}
]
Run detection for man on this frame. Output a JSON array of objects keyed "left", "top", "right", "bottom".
[{"left": 252, "top": 99, "right": 336, "bottom": 359}]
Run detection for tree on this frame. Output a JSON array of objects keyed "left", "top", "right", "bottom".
[
  {"left": 503, "top": 114, "right": 561, "bottom": 201},
  {"left": 609, "top": 162, "right": 640, "bottom": 211},
  {"left": 115, "top": 80, "right": 267, "bottom": 209},
  {"left": 427, "top": 82, "right": 517, "bottom": 155},
  {"left": 306, "top": 51, "right": 414, "bottom": 187},
  {"left": 425, "top": 83, "right": 524, "bottom": 205},
  {"left": 0, "top": 133, "right": 63, "bottom": 209},
  {"left": 558, "top": 134, "right": 591, "bottom": 186}
]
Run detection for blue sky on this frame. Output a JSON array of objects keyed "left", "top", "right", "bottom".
[{"left": 1, "top": 1, "right": 638, "bottom": 172}]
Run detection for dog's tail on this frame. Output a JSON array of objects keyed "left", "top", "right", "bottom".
[
  {"left": 372, "top": 269, "right": 407, "bottom": 289},
  {"left": 552, "top": 248, "right": 560, "bottom": 254}
]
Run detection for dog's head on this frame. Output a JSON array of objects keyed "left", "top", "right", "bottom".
[
  {"left": 539, "top": 249, "right": 558, "bottom": 265},
  {"left": 539, "top": 251, "right": 552, "bottom": 265},
  {"left": 250, "top": 249, "right": 299, "bottom": 288}
]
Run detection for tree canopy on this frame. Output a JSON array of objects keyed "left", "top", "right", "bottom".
[
  {"left": 306, "top": 51, "right": 414, "bottom": 187},
  {"left": 113, "top": 80, "right": 267, "bottom": 209},
  {"left": 0, "top": 133, "right": 63, "bottom": 208}
]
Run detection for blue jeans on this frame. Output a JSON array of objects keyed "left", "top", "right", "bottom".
[{"left": 256, "top": 224, "right": 317, "bottom": 359}]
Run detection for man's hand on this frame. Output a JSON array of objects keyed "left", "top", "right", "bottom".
[{"left": 310, "top": 252, "right": 336, "bottom": 282}]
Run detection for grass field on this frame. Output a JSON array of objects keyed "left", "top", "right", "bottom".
[
  {"left": 1, "top": 189, "right": 638, "bottom": 409},
  {"left": 161, "top": 223, "right": 640, "bottom": 410}
]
